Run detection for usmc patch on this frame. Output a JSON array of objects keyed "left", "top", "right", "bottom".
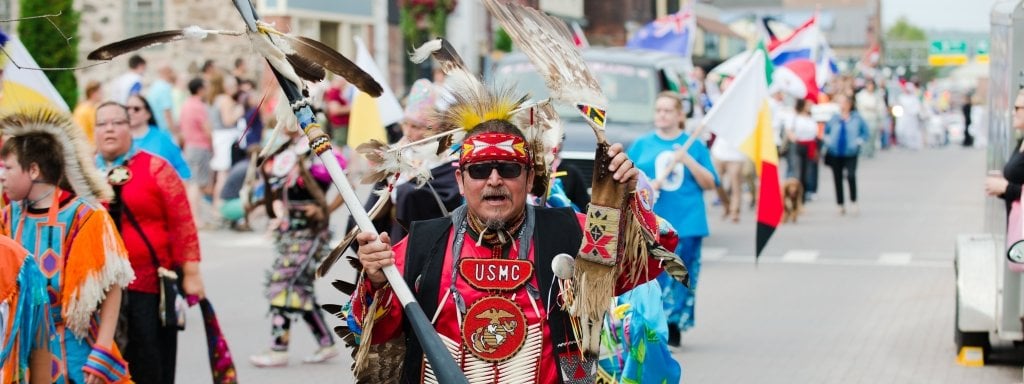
[
  {"left": 458, "top": 259, "right": 534, "bottom": 292},
  {"left": 462, "top": 296, "right": 528, "bottom": 362}
]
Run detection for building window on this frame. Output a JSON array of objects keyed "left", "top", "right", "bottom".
[
  {"left": 124, "top": 0, "right": 164, "bottom": 37},
  {"left": 704, "top": 33, "right": 719, "bottom": 58}
]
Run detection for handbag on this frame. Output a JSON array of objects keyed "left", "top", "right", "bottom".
[{"left": 1007, "top": 199, "right": 1024, "bottom": 273}]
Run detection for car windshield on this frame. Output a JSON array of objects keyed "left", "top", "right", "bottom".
[{"left": 494, "top": 60, "right": 657, "bottom": 125}]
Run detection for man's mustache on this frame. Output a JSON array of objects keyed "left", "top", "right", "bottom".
[{"left": 482, "top": 188, "right": 511, "bottom": 199}]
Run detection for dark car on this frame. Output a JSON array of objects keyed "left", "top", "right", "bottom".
[{"left": 492, "top": 47, "right": 692, "bottom": 189}]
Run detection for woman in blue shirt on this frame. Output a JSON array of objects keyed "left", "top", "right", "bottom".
[
  {"left": 823, "top": 93, "right": 869, "bottom": 215},
  {"left": 126, "top": 94, "right": 192, "bottom": 180},
  {"left": 628, "top": 91, "right": 718, "bottom": 346}
]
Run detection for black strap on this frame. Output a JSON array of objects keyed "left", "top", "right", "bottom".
[{"left": 110, "top": 181, "right": 161, "bottom": 270}]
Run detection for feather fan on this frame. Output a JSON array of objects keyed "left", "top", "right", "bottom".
[{"left": 481, "top": 0, "right": 605, "bottom": 107}]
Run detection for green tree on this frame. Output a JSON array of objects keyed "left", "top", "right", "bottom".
[
  {"left": 886, "top": 16, "right": 927, "bottom": 41},
  {"left": 18, "top": 0, "right": 79, "bottom": 106},
  {"left": 884, "top": 16, "right": 936, "bottom": 83}
]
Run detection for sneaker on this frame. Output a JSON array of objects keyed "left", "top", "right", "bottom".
[
  {"left": 838, "top": 205, "right": 847, "bottom": 216},
  {"left": 250, "top": 350, "right": 288, "bottom": 368},
  {"left": 303, "top": 345, "right": 340, "bottom": 364}
]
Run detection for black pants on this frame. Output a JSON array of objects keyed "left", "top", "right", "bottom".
[
  {"left": 122, "top": 290, "right": 178, "bottom": 384},
  {"left": 827, "top": 155, "right": 858, "bottom": 205},
  {"left": 270, "top": 305, "right": 334, "bottom": 351}
]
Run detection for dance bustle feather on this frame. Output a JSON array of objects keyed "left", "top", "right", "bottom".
[{"left": 0, "top": 109, "right": 112, "bottom": 203}]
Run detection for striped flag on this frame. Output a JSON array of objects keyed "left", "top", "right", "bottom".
[{"left": 703, "top": 43, "right": 783, "bottom": 258}]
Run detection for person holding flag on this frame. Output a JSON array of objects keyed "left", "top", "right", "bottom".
[{"left": 628, "top": 91, "right": 718, "bottom": 345}]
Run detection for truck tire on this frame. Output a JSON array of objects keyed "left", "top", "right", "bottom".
[{"left": 955, "top": 285, "right": 991, "bottom": 359}]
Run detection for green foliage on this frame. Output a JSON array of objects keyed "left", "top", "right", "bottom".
[
  {"left": 886, "top": 16, "right": 927, "bottom": 41},
  {"left": 494, "top": 27, "right": 512, "bottom": 52},
  {"left": 17, "top": 0, "right": 79, "bottom": 106}
]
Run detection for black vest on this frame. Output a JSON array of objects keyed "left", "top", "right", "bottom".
[{"left": 398, "top": 207, "right": 583, "bottom": 383}]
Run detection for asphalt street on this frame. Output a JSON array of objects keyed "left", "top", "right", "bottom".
[{"left": 172, "top": 145, "right": 1021, "bottom": 383}]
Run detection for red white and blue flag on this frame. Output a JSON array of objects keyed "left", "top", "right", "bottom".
[{"left": 626, "top": 6, "right": 696, "bottom": 59}]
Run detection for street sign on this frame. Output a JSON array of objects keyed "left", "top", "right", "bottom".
[
  {"left": 928, "top": 39, "right": 969, "bottom": 67},
  {"left": 976, "top": 40, "right": 989, "bottom": 63}
]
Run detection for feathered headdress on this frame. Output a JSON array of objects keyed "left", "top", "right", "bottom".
[{"left": 0, "top": 108, "right": 113, "bottom": 204}]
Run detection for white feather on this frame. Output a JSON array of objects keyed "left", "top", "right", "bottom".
[
  {"left": 183, "top": 25, "right": 208, "bottom": 40},
  {"left": 409, "top": 39, "right": 442, "bottom": 64}
]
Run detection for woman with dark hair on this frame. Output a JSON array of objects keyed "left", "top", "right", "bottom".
[
  {"left": 787, "top": 98, "right": 818, "bottom": 200},
  {"left": 824, "top": 93, "right": 870, "bottom": 215},
  {"left": 95, "top": 101, "right": 205, "bottom": 384},
  {"left": 986, "top": 89, "right": 1024, "bottom": 213},
  {"left": 126, "top": 94, "right": 192, "bottom": 180}
]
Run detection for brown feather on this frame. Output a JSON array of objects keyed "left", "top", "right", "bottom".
[
  {"left": 286, "top": 54, "right": 326, "bottom": 83},
  {"left": 285, "top": 35, "right": 384, "bottom": 97},
  {"left": 88, "top": 30, "right": 187, "bottom": 60},
  {"left": 331, "top": 280, "right": 358, "bottom": 296},
  {"left": 436, "top": 134, "right": 455, "bottom": 155},
  {"left": 315, "top": 193, "right": 393, "bottom": 278}
]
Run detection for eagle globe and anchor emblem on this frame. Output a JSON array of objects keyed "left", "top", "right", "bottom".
[{"left": 462, "top": 296, "right": 528, "bottom": 362}]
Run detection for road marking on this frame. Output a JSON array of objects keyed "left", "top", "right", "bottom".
[
  {"left": 781, "top": 250, "right": 819, "bottom": 263},
  {"left": 878, "top": 252, "right": 913, "bottom": 265}
]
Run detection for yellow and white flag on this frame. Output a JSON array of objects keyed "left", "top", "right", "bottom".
[{"left": 0, "top": 34, "right": 70, "bottom": 114}]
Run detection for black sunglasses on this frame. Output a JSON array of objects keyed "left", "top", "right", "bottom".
[{"left": 464, "top": 162, "right": 524, "bottom": 180}]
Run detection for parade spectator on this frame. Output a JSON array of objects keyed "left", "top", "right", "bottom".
[
  {"left": 95, "top": 102, "right": 205, "bottom": 384},
  {"left": 0, "top": 119, "right": 134, "bottom": 384},
  {"left": 233, "top": 57, "right": 251, "bottom": 84},
  {"left": 112, "top": 55, "right": 146, "bottom": 104},
  {"left": 180, "top": 78, "right": 216, "bottom": 226},
  {"left": 986, "top": 88, "right": 1024, "bottom": 213},
  {"left": 824, "top": 93, "right": 870, "bottom": 215},
  {"left": 962, "top": 91, "right": 975, "bottom": 147},
  {"left": 147, "top": 66, "right": 179, "bottom": 139},
  {"left": 323, "top": 76, "right": 351, "bottom": 148},
  {"left": 895, "top": 83, "right": 925, "bottom": 150},
  {"left": 856, "top": 80, "right": 887, "bottom": 158},
  {"left": 232, "top": 79, "right": 264, "bottom": 165},
  {"left": 787, "top": 99, "right": 819, "bottom": 202},
  {"left": 208, "top": 73, "right": 245, "bottom": 210},
  {"left": 72, "top": 80, "right": 103, "bottom": 142},
  {"left": 628, "top": 91, "right": 718, "bottom": 346},
  {"left": 125, "top": 94, "right": 191, "bottom": 180}
]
